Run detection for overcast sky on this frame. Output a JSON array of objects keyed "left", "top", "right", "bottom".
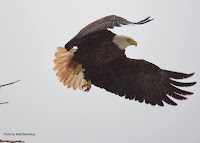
[{"left": 0, "top": 0, "right": 200, "bottom": 143}]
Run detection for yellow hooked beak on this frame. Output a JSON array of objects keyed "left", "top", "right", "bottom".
[{"left": 128, "top": 39, "right": 137, "bottom": 47}]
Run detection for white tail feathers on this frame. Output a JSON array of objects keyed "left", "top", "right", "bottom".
[{"left": 54, "top": 47, "right": 88, "bottom": 90}]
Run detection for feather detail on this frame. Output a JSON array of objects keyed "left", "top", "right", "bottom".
[
  {"left": 79, "top": 74, "right": 85, "bottom": 90},
  {"left": 54, "top": 47, "right": 88, "bottom": 91}
]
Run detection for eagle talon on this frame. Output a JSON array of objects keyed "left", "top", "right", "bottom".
[
  {"left": 82, "top": 80, "right": 91, "bottom": 92},
  {"left": 84, "top": 89, "right": 89, "bottom": 92}
]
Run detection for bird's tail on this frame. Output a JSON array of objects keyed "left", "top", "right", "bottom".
[{"left": 54, "top": 47, "right": 88, "bottom": 90}]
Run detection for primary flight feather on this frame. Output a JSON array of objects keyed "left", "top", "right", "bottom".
[{"left": 54, "top": 15, "right": 196, "bottom": 106}]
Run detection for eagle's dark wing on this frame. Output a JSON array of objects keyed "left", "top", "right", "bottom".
[
  {"left": 75, "top": 15, "right": 153, "bottom": 40},
  {"left": 85, "top": 58, "right": 196, "bottom": 106},
  {"left": 65, "top": 15, "right": 153, "bottom": 50}
]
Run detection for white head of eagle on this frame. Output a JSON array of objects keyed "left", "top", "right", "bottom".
[{"left": 113, "top": 35, "right": 137, "bottom": 50}]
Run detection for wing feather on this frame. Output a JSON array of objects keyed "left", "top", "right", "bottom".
[
  {"left": 54, "top": 47, "right": 88, "bottom": 90},
  {"left": 65, "top": 15, "right": 154, "bottom": 51},
  {"left": 88, "top": 58, "right": 196, "bottom": 106}
]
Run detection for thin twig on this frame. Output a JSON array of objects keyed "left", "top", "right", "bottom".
[
  {"left": 0, "top": 102, "right": 9, "bottom": 104},
  {"left": 0, "top": 80, "right": 20, "bottom": 88},
  {"left": 0, "top": 80, "right": 20, "bottom": 105},
  {"left": 0, "top": 140, "right": 24, "bottom": 143}
]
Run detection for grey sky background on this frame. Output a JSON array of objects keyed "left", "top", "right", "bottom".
[{"left": 0, "top": 0, "right": 200, "bottom": 143}]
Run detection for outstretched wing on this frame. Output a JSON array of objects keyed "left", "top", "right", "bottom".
[
  {"left": 65, "top": 15, "right": 153, "bottom": 50},
  {"left": 85, "top": 58, "right": 196, "bottom": 106},
  {"left": 74, "top": 15, "right": 153, "bottom": 40}
]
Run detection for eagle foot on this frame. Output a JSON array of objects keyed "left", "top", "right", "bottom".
[
  {"left": 74, "top": 64, "right": 82, "bottom": 75},
  {"left": 82, "top": 80, "right": 91, "bottom": 92}
]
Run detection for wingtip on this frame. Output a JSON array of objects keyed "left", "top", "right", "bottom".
[
  {"left": 190, "top": 82, "right": 197, "bottom": 86},
  {"left": 147, "top": 16, "right": 154, "bottom": 21},
  {"left": 164, "top": 70, "right": 196, "bottom": 79},
  {"left": 132, "top": 16, "right": 154, "bottom": 25},
  {"left": 171, "top": 102, "right": 178, "bottom": 106},
  {"left": 184, "top": 72, "right": 196, "bottom": 79},
  {"left": 149, "top": 17, "right": 154, "bottom": 21},
  {"left": 189, "top": 72, "right": 195, "bottom": 77}
]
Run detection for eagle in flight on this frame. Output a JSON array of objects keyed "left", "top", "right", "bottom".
[{"left": 54, "top": 15, "right": 196, "bottom": 106}]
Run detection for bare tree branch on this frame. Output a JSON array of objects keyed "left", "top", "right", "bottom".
[
  {"left": 0, "top": 140, "right": 24, "bottom": 143},
  {"left": 0, "top": 102, "right": 9, "bottom": 104},
  {"left": 0, "top": 80, "right": 20, "bottom": 88},
  {"left": 0, "top": 80, "right": 20, "bottom": 104}
]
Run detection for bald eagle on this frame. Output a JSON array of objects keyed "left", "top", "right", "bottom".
[{"left": 54, "top": 15, "right": 196, "bottom": 106}]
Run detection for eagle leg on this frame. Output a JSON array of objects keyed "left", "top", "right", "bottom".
[
  {"left": 82, "top": 80, "right": 92, "bottom": 92},
  {"left": 74, "top": 64, "right": 83, "bottom": 75}
]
